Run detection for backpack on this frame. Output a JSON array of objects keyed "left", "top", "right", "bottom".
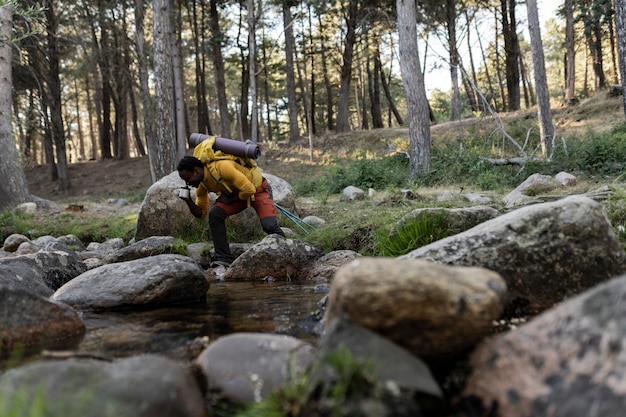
[{"left": 192, "top": 135, "right": 263, "bottom": 192}]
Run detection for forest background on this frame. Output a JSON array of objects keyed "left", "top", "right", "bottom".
[{"left": 1, "top": 0, "right": 626, "bottom": 208}]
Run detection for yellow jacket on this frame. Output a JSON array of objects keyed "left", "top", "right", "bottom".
[{"left": 195, "top": 160, "right": 262, "bottom": 217}]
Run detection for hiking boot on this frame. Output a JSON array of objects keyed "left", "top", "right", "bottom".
[{"left": 210, "top": 260, "right": 231, "bottom": 268}]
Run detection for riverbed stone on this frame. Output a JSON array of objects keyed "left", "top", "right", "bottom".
[
  {"left": 302, "top": 250, "right": 362, "bottom": 282},
  {"left": 0, "top": 355, "right": 208, "bottom": 417},
  {"left": 224, "top": 235, "right": 325, "bottom": 281},
  {"left": 195, "top": 332, "right": 314, "bottom": 404},
  {"left": 52, "top": 254, "right": 209, "bottom": 310},
  {"left": 0, "top": 285, "right": 85, "bottom": 360},
  {"left": 2, "top": 233, "right": 30, "bottom": 252},
  {"left": 401, "top": 195, "right": 626, "bottom": 315},
  {"left": 390, "top": 205, "right": 500, "bottom": 236},
  {"left": 324, "top": 257, "right": 507, "bottom": 362},
  {"left": 0, "top": 250, "right": 88, "bottom": 297},
  {"left": 103, "top": 235, "right": 177, "bottom": 263},
  {"left": 462, "top": 272, "right": 626, "bottom": 417}
]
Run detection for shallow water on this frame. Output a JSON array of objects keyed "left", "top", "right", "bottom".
[{"left": 76, "top": 280, "right": 326, "bottom": 362}]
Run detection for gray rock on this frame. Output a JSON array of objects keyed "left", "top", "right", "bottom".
[
  {"left": 302, "top": 250, "right": 362, "bottom": 282},
  {"left": 0, "top": 355, "right": 208, "bottom": 417},
  {"left": 224, "top": 235, "right": 325, "bottom": 281},
  {"left": 0, "top": 285, "right": 85, "bottom": 359},
  {"left": 502, "top": 173, "right": 561, "bottom": 208},
  {"left": 134, "top": 171, "right": 196, "bottom": 240},
  {"left": 0, "top": 250, "right": 88, "bottom": 296},
  {"left": 52, "top": 254, "right": 208, "bottom": 310},
  {"left": 313, "top": 317, "right": 443, "bottom": 401},
  {"left": 391, "top": 205, "right": 500, "bottom": 237},
  {"left": 195, "top": 332, "right": 314, "bottom": 404},
  {"left": 2, "top": 233, "right": 30, "bottom": 252},
  {"left": 463, "top": 272, "right": 626, "bottom": 417},
  {"left": 103, "top": 235, "right": 177, "bottom": 263},
  {"left": 263, "top": 172, "right": 297, "bottom": 212},
  {"left": 401, "top": 195, "right": 626, "bottom": 315},
  {"left": 324, "top": 257, "right": 507, "bottom": 362},
  {"left": 342, "top": 185, "right": 365, "bottom": 201}
]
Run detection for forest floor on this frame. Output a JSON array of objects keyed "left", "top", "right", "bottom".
[{"left": 24, "top": 92, "right": 624, "bottom": 205}]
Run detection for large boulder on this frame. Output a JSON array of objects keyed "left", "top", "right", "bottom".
[
  {"left": 0, "top": 355, "right": 208, "bottom": 417},
  {"left": 0, "top": 285, "right": 85, "bottom": 359},
  {"left": 223, "top": 235, "right": 325, "bottom": 281},
  {"left": 401, "top": 195, "right": 626, "bottom": 315},
  {"left": 0, "top": 250, "right": 88, "bottom": 297},
  {"left": 462, "top": 272, "right": 626, "bottom": 417},
  {"left": 324, "top": 257, "right": 507, "bottom": 362},
  {"left": 52, "top": 254, "right": 209, "bottom": 310},
  {"left": 134, "top": 171, "right": 196, "bottom": 240}
]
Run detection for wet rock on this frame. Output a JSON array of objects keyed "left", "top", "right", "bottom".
[
  {"left": 0, "top": 285, "right": 85, "bottom": 359},
  {"left": 401, "top": 195, "right": 626, "bottom": 315},
  {"left": 195, "top": 332, "right": 314, "bottom": 404},
  {"left": 52, "top": 254, "right": 208, "bottom": 310},
  {"left": 324, "top": 257, "right": 507, "bottom": 362},
  {"left": 0, "top": 355, "right": 208, "bottom": 417},
  {"left": 224, "top": 235, "right": 325, "bottom": 281},
  {"left": 463, "top": 272, "right": 626, "bottom": 417}
]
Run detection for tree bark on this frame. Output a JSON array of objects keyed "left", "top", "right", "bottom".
[
  {"left": 209, "top": 0, "right": 231, "bottom": 138},
  {"left": 396, "top": 0, "right": 431, "bottom": 178},
  {"left": 526, "top": 0, "right": 554, "bottom": 158},
  {"left": 283, "top": 2, "right": 299, "bottom": 143},
  {"left": 335, "top": 0, "right": 358, "bottom": 133},
  {"left": 502, "top": 0, "right": 521, "bottom": 111},
  {"left": 565, "top": 0, "right": 577, "bottom": 105},
  {"left": 615, "top": 0, "right": 626, "bottom": 119},
  {"left": 247, "top": 0, "right": 258, "bottom": 143},
  {"left": 152, "top": 0, "right": 178, "bottom": 180},
  {"left": 446, "top": 0, "right": 461, "bottom": 121},
  {"left": 0, "top": 4, "right": 31, "bottom": 210}
]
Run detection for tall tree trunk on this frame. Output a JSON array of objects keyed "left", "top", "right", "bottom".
[
  {"left": 565, "top": 0, "right": 577, "bottom": 105},
  {"left": 379, "top": 53, "right": 403, "bottom": 125},
  {"left": 209, "top": 0, "right": 231, "bottom": 138},
  {"left": 45, "top": 0, "right": 70, "bottom": 191},
  {"left": 247, "top": 0, "right": 258, "bottom": 143},
  {"left": 526, "top": 0, "right": 554, "bottom": 158},
  {"left": 447, "top": 0, "right": 461, "bottom": 121},
  {"left": 318, "top": 14, "right": 334, "bottom": 132},
  {"left": 173, "top": 2, "right": 187, "bottom": 158},
  {"left": 335, "top": 0, "right": 358, "bottom": 133},
  {"left": 615, "top": 0, "right": 626, "bottom": 118},
  {"left": 283, "top": 2, "right": 299, "bottom": 143},
  {"left": 396, "top": 0, "right": 431, "bottom": 178},
  {"left": 190, "top": 0, "right": 210, "bottom": 134},
  {"left": 502, "top": 0, "right": 521, "bottom": 111},
  {"left": 475, "top": 18, "right": 497, "bottom": 111},
  {"left": 152, "top": 0, "right": 178, "bottom": 180},
  {"left": 97, "top": 0, "right": 113, "bottom": 159},
  {"left": 0, "top": 4, "right": 31, "bottom": 209},
  {"left": 370, "top": 42, "right": 384, "bottom": 128},
  {"left": 135, "top": 0, "right": 156, "bottom": 180},
  {"left": 493, "top": 8, "right": 506, "bottom": 112}
]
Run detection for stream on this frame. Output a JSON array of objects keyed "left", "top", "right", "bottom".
[{"left": 75, "top": 280, "right": 326, "bottom": 361}]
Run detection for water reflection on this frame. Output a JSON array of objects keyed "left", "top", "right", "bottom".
[{"left": 77, "top": 281, "right": 324, "bottom": 361}]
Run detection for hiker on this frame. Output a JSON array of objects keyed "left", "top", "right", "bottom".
[{"left": 177, "top": 155, "right": 285, "bottom": 268}]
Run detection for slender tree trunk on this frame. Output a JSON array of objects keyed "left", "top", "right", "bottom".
[
  {"left": 210, "top": 0, "right": 231, "bottom": 138},
  {"left": 135, "top": 0, "right": 156, "bottom": 180},
  {"left": 247, "top": 0, "right": 258, "bottom": 143},
  {"left": 396, "top": 0, "right": 431, "bottom": 178},
  {"left": 447, "top": 0, "right": 461, "bottom": 121},
  {"left": 502, "top": 0, "right": 521, "bottom": 111},
  {"left": 565, "top": 0, "right": 577, "bottom": 105},
  {"left": 172, "top": 2, "right": 186, "bottom": 158},
  {"left": 190, "top": 0, "right": 210, "bottom": 134},
  {"left": 615, "top": 0, "right": 626, "bottom": 118},
  {"left": 152, "top": 0, "right": 178, "bottom": 179},
  {"left": 283, "top": 2, "right": 299, "bottom": 143},
  {"left": 45, "top": 0, "right": 70, "bottom": 191},
  {"left": 475, "top": 18, "right": 497, "bottom": 111},
  {"left": 493, "top": 8, "right": 506, "bottom": 112},
  {"left": 318, "top": 14, "right": 334, "bottom": 132},
  {"left": 335, "top": 0, "right": 358, "bottom": 132},
  {"left": 379, "top": 55, "right": 403, "bottom": 125},
  {"left": 370, "top": 42, "right": 384, "bottom": 128},
  {"left": 0, "top": 4, "right": 31, "bottom": 209},
  {"left": 526, "top": 0, "right": 554, "bottom": 158}
]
